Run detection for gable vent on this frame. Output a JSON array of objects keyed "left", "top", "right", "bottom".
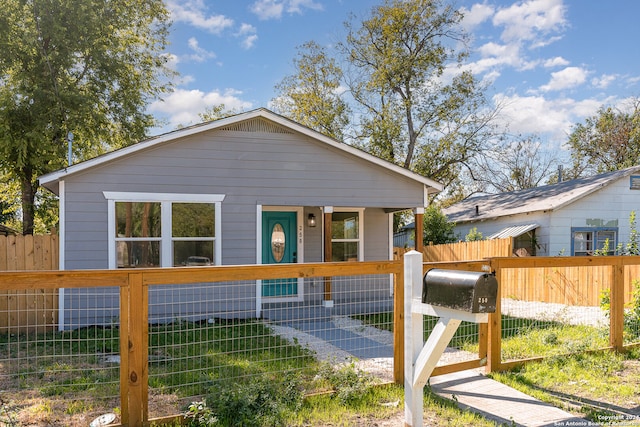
[{"left": 219, "top": 118, "right": 294, "bottom": 134}]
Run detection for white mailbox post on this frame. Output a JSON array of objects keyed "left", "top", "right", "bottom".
[{"left": 403, "top": 251, "right": 493, "bottom": 427}]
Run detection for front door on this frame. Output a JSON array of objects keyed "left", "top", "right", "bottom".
[{"left": 262, "top": 211, "right": 297, "bottom": 297}]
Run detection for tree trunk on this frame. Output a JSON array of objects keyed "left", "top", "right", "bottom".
[{"left": 20, "top": 168, "right": 36, "bottom": 235}]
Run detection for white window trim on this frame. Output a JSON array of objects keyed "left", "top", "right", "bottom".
[
  {"left": 104, "top": 192, "right": 225, "bottom": 268},
  {"left": 331, "top": 208, "right": 365, "bottom": 261}
]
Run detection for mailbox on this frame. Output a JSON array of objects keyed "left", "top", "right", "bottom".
[{"left": 422, "top": 269, "right": 497, "bottom": 313}]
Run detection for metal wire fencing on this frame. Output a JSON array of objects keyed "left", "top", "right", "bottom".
[
  {"left": 145, "top": 273, "right": 396, "bottom": 419},
  {"left": 0, "top": 287, "right": 121, "bottom": 426}
]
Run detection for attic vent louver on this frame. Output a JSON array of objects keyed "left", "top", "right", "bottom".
[
  {"left": 631, "top": 175, "right": 640, "bottom": 190},
  {"left": 219, "top": 118, "right": 294, "bottom": 134}
]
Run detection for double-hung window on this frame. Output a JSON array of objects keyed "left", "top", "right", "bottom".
[
  {"left": 571, "top": 228, "right": 617, "bottom": 256},
  {"left": 331, "top": 209, "right": 364, "bottom": 261},
  {"left": 105, "top": 192, "right": 224, "bottom": 268}
]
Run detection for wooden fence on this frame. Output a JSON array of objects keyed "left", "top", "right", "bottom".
[
  {"left": 423, "top": 238, "right": 513, "bottom": 262},
  {"left": 0, "top": 256, "right": 638, "bottom": 426},
  {"left": 0, "top": 261, "right": 403, "bottom": 426},
  {"left": 0, "top": 234, "right": 59, "bottom": 333}
]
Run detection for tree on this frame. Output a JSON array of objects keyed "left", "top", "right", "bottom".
[
  {"left": 468, "top": 134, "right": 559, "bottom": 193},
  {"left": 0, "top": 0, "right": 173, "bottom": 234},
  {"left": 272, "top": 41, "right": 350, "bottom": 140},
  {"left": 566, "top": 98, "right": 640, "bottom": 177},
  {"left": 198, "top": 104, "right": 242, "bottom": 123},
  {"left": 339, "top": 0, "right": 498, "bottom": 187},
  {"left": 423, "top": 205, "right": 457, "bottom": 245}
]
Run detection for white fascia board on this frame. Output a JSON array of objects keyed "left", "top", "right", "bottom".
[{"left": 102, "top": 192, "right": 225, "bottom": 203}]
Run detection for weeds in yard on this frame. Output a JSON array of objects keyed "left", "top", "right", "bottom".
[
  {"left": 601, "top": 279, "right": 640, "bottom": 342},
  {"left": 0, "top": 397, "right": 19, "bottom": 427},
  {"left": 489, "top": 348, "right": 640, "bottom": 423}
]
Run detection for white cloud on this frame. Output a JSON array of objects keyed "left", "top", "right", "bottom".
[
  {"left": 493, "top": 93, "right": 604, "bottom": 143},
  {"left": 250, "top": 0, "right": 322, "bottom": 20},
  {"left": 186, "top": 37, "right": 217, "bottom": 62},
  {"left": 166, "top": 0, "right": 234, "bottom": 34},
  {"left": 543, "top": 56, "right": 569, "bottom": 68},
  {"left": 241, "top": 35, "right": 259, "bottom": 50},
  {"left": 286, "top": 0, "right": 323, "bottom": 14},
  {"left": 149, "top": 88, "right": 253, "bottom": 130},
  {"left": 591, "top": 74, "right": 617, "bottom": 89},
  {"left": 237, "top": 23, "right": 258, "bottom": 49},
  {"left": 540, "top": 66, "right": 588, "bottom": 92},
  {"left": 251, "top": 0, "right": 284, "bottom": 20},
  {"left": 460, "top": 3, "right": 495, "bottom": 31},
  {"left": 493, "top": 0, "right": 567, "bottom": 45}
]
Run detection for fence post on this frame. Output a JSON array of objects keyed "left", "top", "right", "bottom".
[
  {"left": 393, "top": 268, "right": 404, "bottom": 384},
  {"left": 486, "top": 259, "right": 502, "bottom": 372},
  {"left": 126, "top": 272, "right": 149, "bottom": 425},
  {"left": 403, "top": 250, "right": 424, "bottom": 426},
  {"left": 610, "top": 258, "right": 624, "bottom": 351}
]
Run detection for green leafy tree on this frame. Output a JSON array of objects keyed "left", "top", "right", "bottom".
[
  {"left": 566, "top": 98, "right": 640, "bottom": 178},
  {"left": 0, "top": 0, "right": 173, "bottom": 234},
  {"left": 198, "top": 104, "right": 241, "bottom": 123},
  {"left": 465, "top": 227, "right": 483, "bottom": 242},
  {"left": 423, "top": 205, "right": 457, "bottom": 245},
  {"left": 339, "top": 0, "right": 498, "bottom": 188},
  {"left": 272, "top": 41, "right": 350, "bottom": 140}
]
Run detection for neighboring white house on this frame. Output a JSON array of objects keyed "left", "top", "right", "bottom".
[{"left": 443, "top": 166, "right": 640, "bottom": 256}]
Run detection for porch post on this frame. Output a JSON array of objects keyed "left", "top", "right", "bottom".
[
  {"left": 323, "top": 206, "right": 334, "bottom": 307},
  {"left": 414, "top": 208, "right": 424, "bottom": 253}
]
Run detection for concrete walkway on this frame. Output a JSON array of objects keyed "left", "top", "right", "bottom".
[{"left": 430, "top": 369, "right": 590, "bottom": 427}]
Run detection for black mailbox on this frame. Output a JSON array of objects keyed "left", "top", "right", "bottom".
[{"left": 422, "top": 269, "right": 497, "bottom": 313}]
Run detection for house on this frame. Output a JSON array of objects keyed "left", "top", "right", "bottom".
[
  {"left": 0, "top": 224, "right": 19, "bottom": 236},
  {"left": 442, "top": 166, "right": 640, "bottom": 257},
  {"left": 393, "top": 222, "right": 415, "bottom": 248},
  {"left": 39, "top": 108, "right": 442, "bottom": 328}
]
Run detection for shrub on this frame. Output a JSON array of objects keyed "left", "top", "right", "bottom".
[
  {"left": 189, "top": 372, "right": 303, "bottom": 427},
  {"left": 317, "top": 360, "right": 376, "bottom": 405}
]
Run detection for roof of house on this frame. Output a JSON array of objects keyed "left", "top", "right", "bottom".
[
  {"left": 443, "top": 165, "right": 640, "bottom": 223},
  {"left": 38, "top": 108, "right": 443, "bottom": 195},
  {"left": 486, "top": 223, "right": 539, "bottom": 239},
  {"left": 0, "top": 224, "right": 19, "bottom": 236}
]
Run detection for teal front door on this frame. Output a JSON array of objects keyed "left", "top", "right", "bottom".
[{"left": 262, "top": 211, "right": 298, "bottom": 297}]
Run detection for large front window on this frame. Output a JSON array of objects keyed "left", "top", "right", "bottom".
[
  {"left": 105, "top": 192, "right": 224, "bottom": 268},
  {"left": 331, "top": 210, "right": 363, "bottom": 261}
]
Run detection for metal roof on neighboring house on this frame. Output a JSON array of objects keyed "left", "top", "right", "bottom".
[
  {"left": 443, "top": 165, "right": 640, "bottom": 223},
  {"left": 486, "top": 223, "right": 539, "bottom": 239}
]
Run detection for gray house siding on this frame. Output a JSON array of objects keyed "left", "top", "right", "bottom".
[
  {"left": 45, "top": 112, "right": 438, "bottom": 329},
  {"left": 62, "top": 126, "right": 424, "bottom": 270}
]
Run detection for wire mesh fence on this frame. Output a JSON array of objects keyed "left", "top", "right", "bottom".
[
  {"left": 1, "top": 257, "right": 639, "bottom": 425},
  {"left": 145, "top": 274, "right": 395, "bottom": 419},
  {"left": 0, "top": 287, "right": 121, "bottom": 426}
]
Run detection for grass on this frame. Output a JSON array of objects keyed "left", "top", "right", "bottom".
[
  {"left": 488, "top": 347, "right": 640, "bottom": 423},
  {"left": 1, "top": 310, "right": 636, "bottom": 426},
  {"left": 354, "top": 311, "right": 608, "bottom": 358}
]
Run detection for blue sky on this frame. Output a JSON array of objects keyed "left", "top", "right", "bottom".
[{"left": 149, "top": 0, "right": 640, "bottom": 155}]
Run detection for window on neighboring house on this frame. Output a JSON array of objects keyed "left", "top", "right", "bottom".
[
  {"left": 105, "top": 192, "right": 224, "bottom": 268},
  {"left": 331, "top": 210, "right": 364, "bottom": 261},
  {"left": 572, "top": 228, "right": 617, "bottom": 256}
]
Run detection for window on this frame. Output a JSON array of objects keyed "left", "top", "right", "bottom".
[
  {"left": 116, "top": 202, "right": 161, "bottom": 267},
  {"left": 105, "top": 192, "right": 224, "bottom": 268},
  {"left": 331, "top": 210, "right": 363, "bottom": 261},
  {"left": 572, "top": 228, "right": 617, "bottom": 256}
]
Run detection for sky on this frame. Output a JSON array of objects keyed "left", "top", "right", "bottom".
[{"left": 149, "top": 0, "right": 640, "bottom": 156}]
